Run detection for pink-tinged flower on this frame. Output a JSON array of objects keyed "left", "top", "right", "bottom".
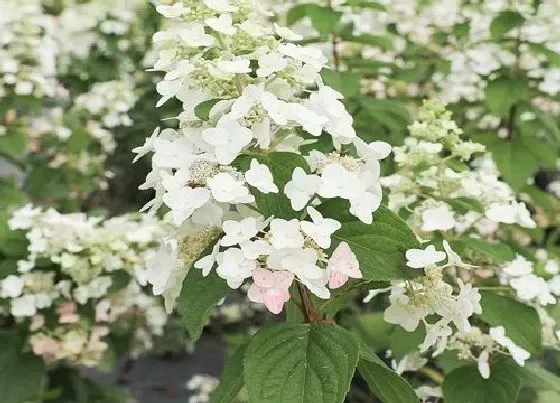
[
  {"left": 95, "top": 299, "right": 111, "bottom": 322},
  {"left": 57, "top": 301, "right": 80, "bottom": 324},
  {"left": 30, "top": 334, "right": 60, "bottom": 363},
  {"left": 327, "top": 242, "right": 362, "bottom": 289},
  {"left": 247, "top": 268, "right": 294, "bottom": 314}
]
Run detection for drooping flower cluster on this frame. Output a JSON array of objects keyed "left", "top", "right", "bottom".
[
  {"left": 135, "top": 0, "right": 391, "bottom": 313},
  {"left": 379, "top": 242, "right": 482, "bottom": 356},
  {"left": 0, "top": 205, "right": 170, "bottom": 366},
  {"left": 447, "top": 325, "right": 531, "bottom": 379},
  {"left": 381, "top": 100, "right": 536, "bottom": 235}
]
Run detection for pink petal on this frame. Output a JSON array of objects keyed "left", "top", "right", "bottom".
[
  {"left": 263, "top": 288, "right": 289, "bottom": 314},
  {"left": 328, "top": 242, "right": 361, "bottom": 278},
  {"left": 252, "top": 267, "right": 276, "bottom": 288},
  {"left": 329, "top": 271, "right": 348, "bottom": 289},
  {"left": 247, "top": 283, "right": 266, "bottom": 303},
  {"left": 273, "top": 270, "right": 294, "bottom": 290}
]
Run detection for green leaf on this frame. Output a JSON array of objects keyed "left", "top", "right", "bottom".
[
  {"left": 351, "top": 312, "right": 393, "bottom": 352},
  {"left": 445, "top": 197, "right": 485, "bottom": 214},
  {"left": 318, "top": 200, "right": 420, "bottom": 281},
  {"left": 244, "top": 323, "right": 359, "bottom": 403},
  {"left": 286, "top": 4, "right": 342, "bottom": 36},
  {"left": 235, "top": 152, "right": 309, "bottom": 219},
  {"left": 211, "top": 344, "right": 247, "bottom": 403},
  {"left": 389, "top": 323, "right": 426, "bottom": 360},
  {"left": 66, "top": 130, "right": 92, "bottom": 154},
  {"left": 344, "top": 0, "right": 386, "bottom": 10},
  {"left": 338, "top": 33, "right": 393, "bottom": 50},
  {"left": 515, "top": 363, "right": 560, "bottom": 393},
  {"left": 484, "top": 78, "right": 529, "bottom": 116},
  {"left": 358, "top": 342, "right": 418, "bottom": 403},
  {"left": 0, "top": 178, "right": 26, "bottom": 208},
  {"left": 528, "top": 43, "right": 560, "bottom": 67},
  {"left": 176, "top": 268, "right": 230, "bottom": 341},
  {"left": 0, "top": 130, "right": 26, "bottom": 160},
  {"left": 286, "top": 4, "right": 309, "bottom": 26},
  {"left": 443, "top": 359, "right": 521, "bottom": 403},
  {"left": 194, "top": 98, "right": 224, "bottom": 121},
  {"left": 490, "top": 11, "right": 525, "bottom": 40},
  {"left": 0, "top": 332, "right": 46, "bottom": 403},
  {"left": 0, "top": 211, "right": 28, "bottom": 258},
  {"left": 321, "top": 69, "right": 361, "bottom": 98},
  {"left": 480, "top": 291, "right": 541, "bottom": 355},
  {"left": 450, "top": 237, "right": 515, "bottom": 265},
  {"left": 476, "top": 136, "right": 538, "bottom": 190},
  {"left": 305, "top": 5, "right": 342, "bottom": 36}
]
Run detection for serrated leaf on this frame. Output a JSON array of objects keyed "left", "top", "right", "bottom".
[
  {"left": 194, "top": 98, "right": 223, "bottom": 121},
  {"left": 318, "top": 200, "right": 420, "bottom": 281},
  {"left": 176, "top": 268, "right": 229, "bottom": 341},
  {"left": 244, "top": 323, "right": 359, "bottom": 403},
  {"left": 490, "top": 11, "right": 525, "bottom": 40},
  {"left": 485, "top": 78, "right": 529, "bottom": 116},
  {"left": 443, "top": 359, "right": 521, "bottom": 403},
  {"left": 0, "top": 332, "right": 46, "bottom": 403},
  {"left": 450, "top": 237, "right": 515, "bottom": 265},
  {"left": 211, "top": 344, "right": 247, "bottom": 403},
  {"left": 480, "top": 291, "right": 541, "bottom": 355},
  {"left": 358, "top": 342, "right": 418, "bottom": 403},
  {"left": 235, "top": 152, "right": 309, "bottom": 219}
]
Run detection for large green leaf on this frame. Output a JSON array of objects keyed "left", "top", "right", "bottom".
[
  {"left": 480, "top": 291, "right": 541, "bottom": 355},
  {"left": 484, "top": 78, "right": 529, "bottom": 116},
  {"left": 490, "top": 11, "right": 525, "bottom": 40},
  {"left": 321, "top": 69, "right": 361, "bottom": 98},
  {"left": 286, "top": 4, "right": 342, "bottom": 36},
  {"left": 443, "top": 359, "right": 521, "bottom": 403},
  {"left": 357, "top": 342, "right": 418, "bottom": 403},
  {"left": 176, "top": 268, "right": 229, "bottom": 341},
  {"left": 0, "top": 130, "right": 26, "bottom": 160},
  {"left": 235, "top": 152, "right": 309, "bottom": 220},
  {"left": 319, "top": 200, "right": 420, "bottom": 281},
  {"left": 0, "top": 332, "right": 46, "bottom": 403},
  {"left": 474, "top": 136, "right": 538, "bottom": 190},
  {"left": 450, "top": 237, "right": 515, "bottom": 265},
  {"left": 244, "top": 323, "right": 359, "bottom": 403},
  {"left": 515, "top": 363, "right": 560, "bottom": 393},
  {"left": 211, "top": 344, "right": 247, "bottom": 403}
]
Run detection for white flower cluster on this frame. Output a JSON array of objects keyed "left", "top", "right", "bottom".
[
  {"left": 500, "top": 254, "right": 560, "bottom": 307},
  {"left": 74, "top": 79, "right": 137, "bottom": 128},
  {"left": 381, "top": 100, "right": 536, "bottom": 235},
  {"left": 0, "top": 0, "right": 58, "bottom": 100},
  {"left": 377, "top": 242, "right": 482, "bottom": 357},
  {"left": 55, "top": 0, "right": 149, "bottom": 72},
  {"left": 447, "top": 325, "right": 531, "bottom": 379},
  {"left": 0, "top": 204, "right": 170, "bottom": 366},
  {"left": 136, "top": 0, "right": 391, "bottom": 313}
]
